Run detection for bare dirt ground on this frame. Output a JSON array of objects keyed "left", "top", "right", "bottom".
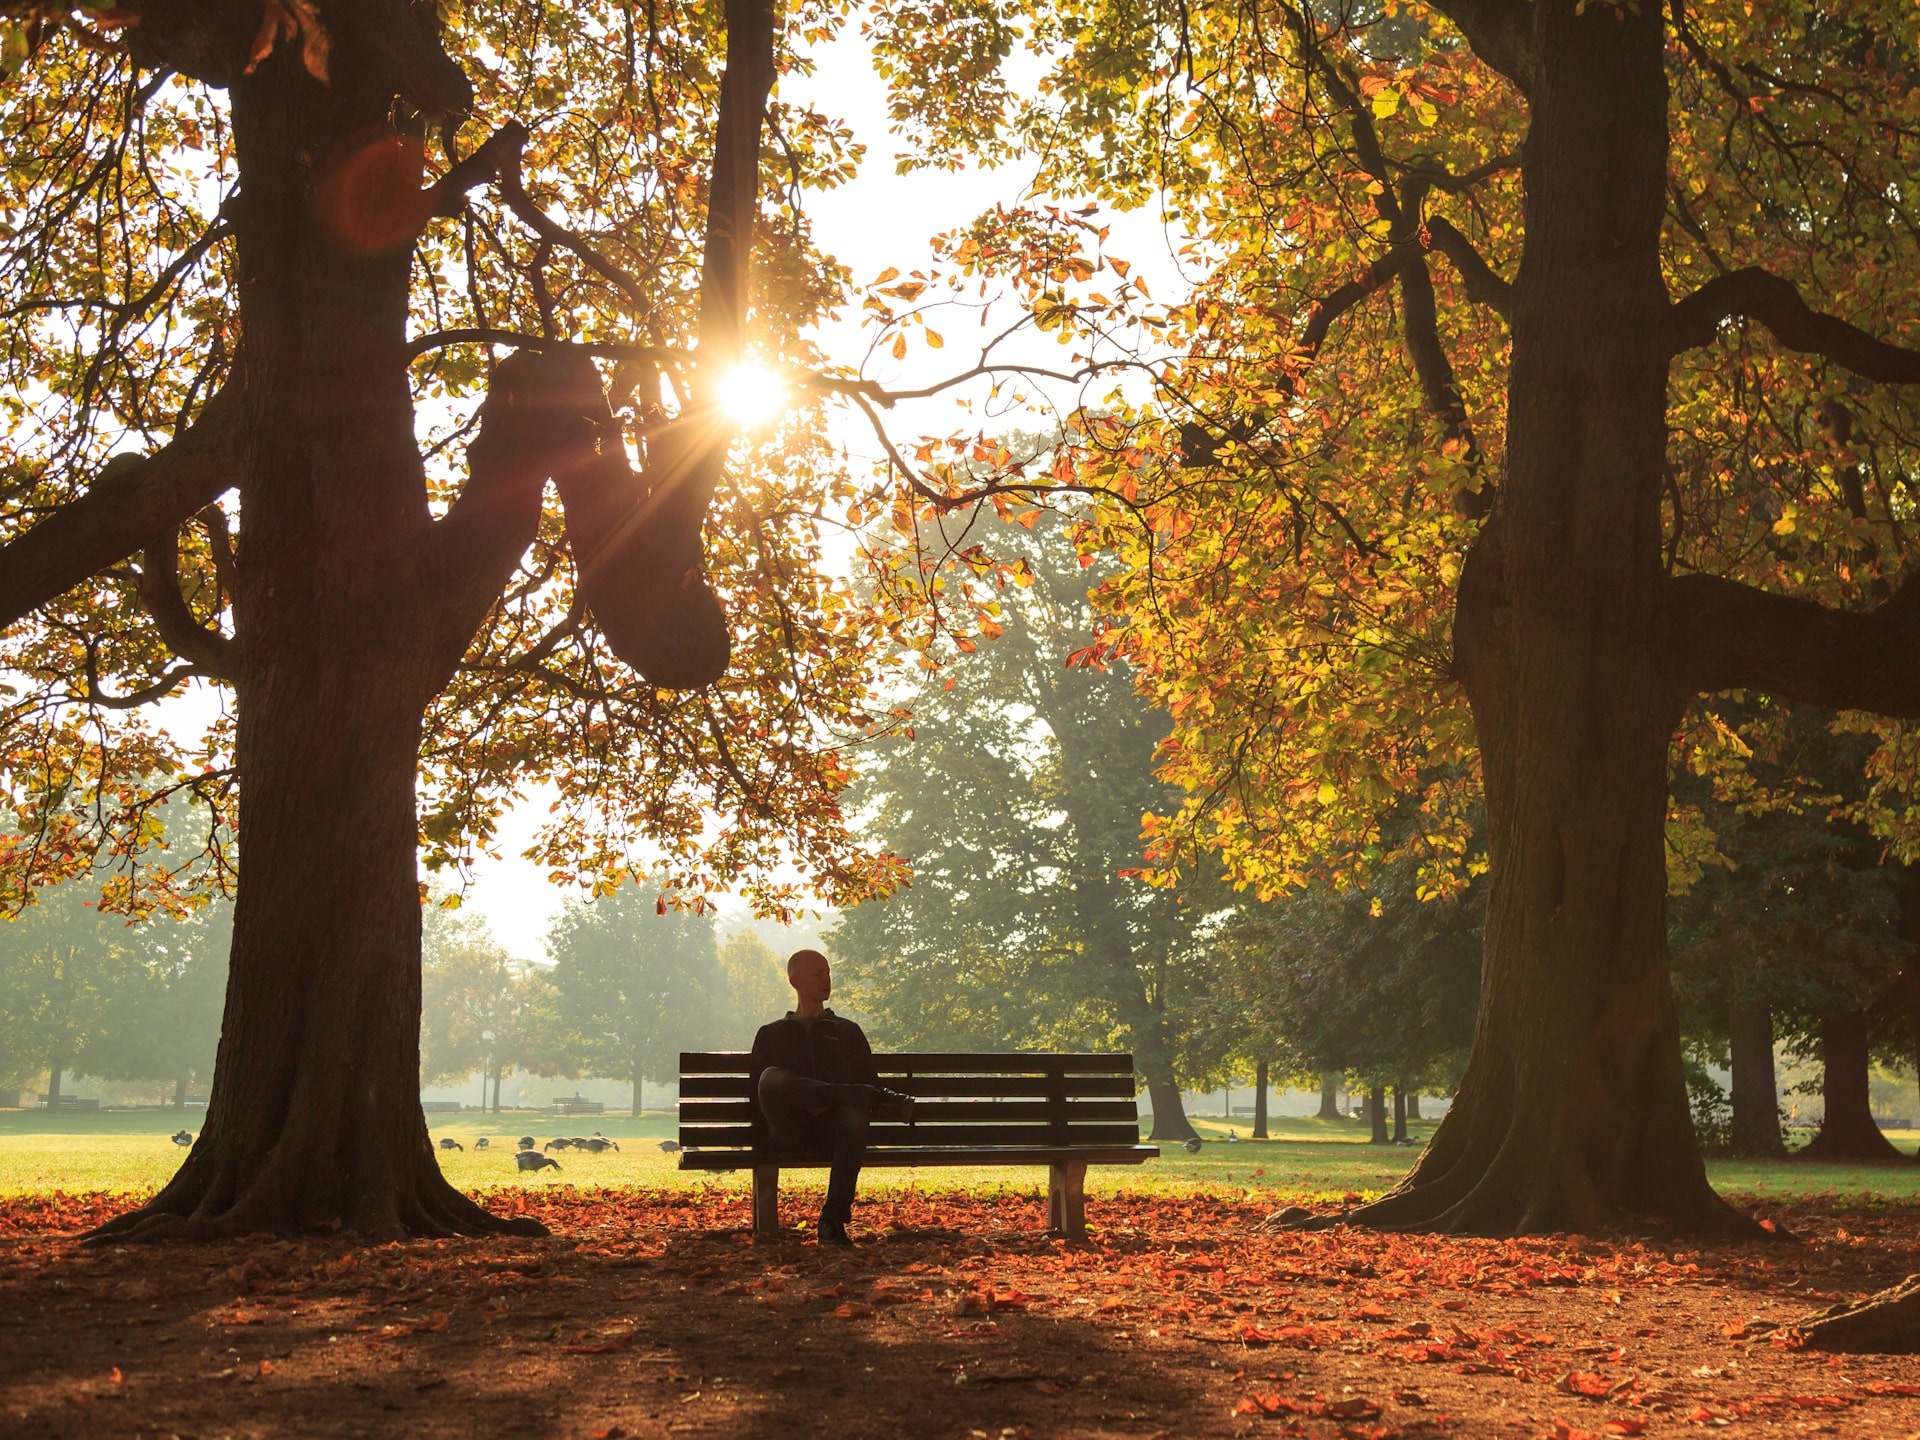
[{"left": 1, "top": 1187, "right": 1917, "bottom": 1440}]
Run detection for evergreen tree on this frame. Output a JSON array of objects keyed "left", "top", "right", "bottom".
[{"left": 834, "top": 512, "right": 1225, "bottom": 1142}]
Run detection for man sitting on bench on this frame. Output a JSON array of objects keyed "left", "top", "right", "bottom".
[{"left": 749, "top": 949, "right": 913, "bottom": 1245}]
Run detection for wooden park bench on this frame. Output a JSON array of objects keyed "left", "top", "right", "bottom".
[{"left": 676, "top": 1051, "right": 1157, "bottom": 1240}]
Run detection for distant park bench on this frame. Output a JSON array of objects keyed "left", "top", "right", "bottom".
[
  {"left": 40, "top": 1096, "right": 99, "bottom": 1110},
  {"left": 550, "top": 1094, "right": 606, "bottom": 1115},
  {"left": 419, "top": 1100, "right": 464, "bottom": 1114},
  {"left": 676, "top": 1051, "right": 1157, "bottom": 1240}
]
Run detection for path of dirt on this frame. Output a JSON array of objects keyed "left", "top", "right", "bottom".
[{"left": 1, "top": 1188, "right": 1916, "bottom": 1440}]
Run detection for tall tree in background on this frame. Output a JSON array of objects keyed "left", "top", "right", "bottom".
[
  {"left": 420, "top": 908, "right": 539, "bottom": 1113},
  {"left": 0, "top": 877, "right": 130, "bottom": 1100},
  {"left": 1219, "top": 830, "right": 1482, "bottom": 1142},
  {"left": 866, "top": 0, "right": 1920, "bottom": 1230},
  {"left": 1669, "top": 703, "right": 1907, "bottom": 1159},
  {"left": 90, "top": 901, "right": 231, "bottom": 1108},
  {"left": 541, "top": 879, "right": 722, "bottom": 1115},
  {"left": 714, "top": 929, "right": 793, "bottom": 1045},
  {"left": 835, "top": 510, "right": 1222, "bottom": 1142},
  {"left": 0, "top": 1, "right": 899, "bottom": 1238}
]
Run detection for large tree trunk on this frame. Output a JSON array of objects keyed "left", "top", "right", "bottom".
[
  {"left": 1144, "top": 1074, "right": 1197, "bottom": 1144},
  {"left": 45, "top": 1060, "right": 62, "bottom": 1105},
  {"left": 1407, "top": 1091, "right": 1422, "bottom": 1121},
  {"left": 633, "top": 1057, "right": 644, "bottom": 1119},
  {"left": 1368, "top": 1084, "right": 1389, "bottom": 1145},
  {"left": 1317, "top": 1072, "right": 1341, "bottom": 1120},
  {"left": 1357, "top": 0, "right": 1752, "bottom": 1235},
  {"left": 1798, "top": 1010, "right": 1905, "bottom": 1161},
  {"left": 172, "top": 1075, "right": 188, "bottom": 1111},
  {"left": 1252, "top": 1057, "right": 1270, "bottom": 1139},
  {"left": 92, "top": 37, "right": 544, "bottom": 1243},
  {"left": 1727, "top": 997, "right": 1787, "bottom": 1158},
  {"left": 1393, "top": 1083, "right": 1408, "bottom": 1143}
]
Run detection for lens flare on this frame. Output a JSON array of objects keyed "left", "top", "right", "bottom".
[{"left": 716, "top": 361, "right": 788, "bottom": 430}]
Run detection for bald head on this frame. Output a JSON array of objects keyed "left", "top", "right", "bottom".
[{"left": 787, "top": 948, "right": 831, "bottom": 1015}]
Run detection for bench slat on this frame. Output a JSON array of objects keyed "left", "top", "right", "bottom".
[
  {"left": 680, "top": 1144, "right": 1158, "bottom": 1171},
  {"left": 677, "top": 1097, "right": 1140, "bottom": 1125},
  {"left": 680, "top": 1122, "right": 1143, "bottom": 1149},
  {"left": 678, "top": 1051, "right": 1134, "bottom": 1075},
  {"left": 678, "top": 1073, "right": 1137, "bottom": 1100}
]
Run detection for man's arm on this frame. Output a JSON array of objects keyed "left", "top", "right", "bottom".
[
  {"left": 747, "top": 1023, "right": 774, "bottom": 1115},
  {"left": 844, "top": 1020, "right": 882, "bottom": 1091}
]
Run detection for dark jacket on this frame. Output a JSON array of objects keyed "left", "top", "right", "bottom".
[{"left": 748, "top": 1009, "right": 881, "bottom": 1103}]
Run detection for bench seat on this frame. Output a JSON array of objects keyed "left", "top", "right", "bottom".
[{"left": 677, "top": 1051, "right": 1158, "bottom": 1239}]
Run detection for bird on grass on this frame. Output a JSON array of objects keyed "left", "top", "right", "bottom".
[
  {"left": 1182, "top": 1137, "right": 1203, "bottom": 1154},
  {"left": 474, "top": 1137, "right": 490, "bottom": 1149},
  {"left": 170, "top": 1130, "right": 193, "bottom": 1147},
  {"left": 657, "top": 1140, "right": 683, "bottom": 1154},
  {"left": 438, "top": 1137, "right": 464, "bottom": 1151},
  {"left": 517, "top": 1136, "right": 536, "bottom": 1150},
  {"left": 515, "top": 1149, "right": 561, "bottom": 1173},
  {"left": 544, "top": 1137, "right": 572, "bottom": 1151},
  {"left": 581, "top": 1137, "right": 619, "bottom": 1153}
]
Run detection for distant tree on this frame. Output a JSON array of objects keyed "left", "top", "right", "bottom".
[
  {"left": 540, "top": 880, "right": 722, "bottom": 1115},
  {"left": 88, "top": 902, "right": 231, "bottom": 1108},
  {"left": 420, "top": 909, "right": 540, "bottom": 1113},
  {"left": 834, "top": 512, "right": 1226, "bottom": 1142},
  {"left": 0, "top": 878, "right": 136, "bottom": 1101},
  {"left": 1669, "top": 704, "right": 1908, "bottom": 1159},
  {"left": 714, "top": 930, "right": 792, "bottom": 1045},
  {"left": 1220, "top": 832, "right": 1483, "bottom": 1146}
]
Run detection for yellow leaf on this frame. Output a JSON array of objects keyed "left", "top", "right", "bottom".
[
  {"left": 891, "top": 332, "right": 907, "bottom": 360},
  {"left": 924, "top": 328, "right": 944, "bottom": 349}
]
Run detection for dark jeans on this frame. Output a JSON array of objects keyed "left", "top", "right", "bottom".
[{"left": 757, "top": 1068, "right": 879, "bottom": 1226}]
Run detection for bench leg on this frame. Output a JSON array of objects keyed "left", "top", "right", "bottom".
[
  {"left": 752, "top": 1165, "right": 780, "bottom": 1237},
  {"left": 1048, "top": 1160, "right": 1087, "bottom": 1240}
]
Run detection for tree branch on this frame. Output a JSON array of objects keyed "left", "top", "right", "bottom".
[
  {"left": 427, "top": 349, "right": 607, "bottom": 682},
  {"left": 0, "top": 382, "right": 243, "bottom": 631},
  {"left": 134, "top": 526, "right": 237, "bottom": 678},
  {"left": 1423, "top": 216, "right": 1512, "bottom": 320},
  {"left": 1667, "top": 267, "right": 1920, "bottom": 382},
  {"left": 1668, "top": 571, "right": 1920, "bottom": 715},
  {"left": 1426, "top": 0, "right": 1535, "bottom": 97}
]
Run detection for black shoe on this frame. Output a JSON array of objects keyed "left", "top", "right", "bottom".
[
  {"left": 818, "top": 1218, "right": 854, "bottom": 1246},
  {"left": 873, "top": 1087, "right": 916, "bottom": 1124}
]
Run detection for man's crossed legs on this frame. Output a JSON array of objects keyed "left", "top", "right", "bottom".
[{"left": 756, "top": 1068, "right": 913, "bottom": 1244}]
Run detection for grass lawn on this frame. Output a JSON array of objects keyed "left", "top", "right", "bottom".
[{"left": 4, "top": 1105, "right": 1915, "bottom": 1205}]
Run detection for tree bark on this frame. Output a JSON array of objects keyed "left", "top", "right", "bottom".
[
  {"left": 1253, "top": 1057, "right": 1270, "bottom": 1139},
  {"left": 1727, "top": 997, "right": 1787, "bottom": 1158},
  {"left": 1393, "top": 1083, "right": 1408, "bottom": 1143},
  {"left": 1797, "top": 1010, "right": 1905, "bottom": 1162},
  {"left": 90, "top": 30, "right": 558, "bottom": 1244},
  {"left": 633, "top": 1057, "right": 644, "bottom": 1119},
  {"left": 1368, "top": 1084, "right": 1389, "bottom": 1145},
  {"left": 1357, "top": 0, "right": 1754, "bottom": 1235},
  {"left": 46, "top": 1060, "right": 63, "bottom": 1105},
  {"left": 1407, "top": 1091, "right": 1422, "bottom": 1121},
  {"left": 173, "top": 1075, "right": 188, "bottom": 1111},
  {"left": 1144, "top": 1075, "right": 1197, "bottom": 1143},
  {"left": 1317, "top": 1072, "right": 1341, "bottom": 1120}
]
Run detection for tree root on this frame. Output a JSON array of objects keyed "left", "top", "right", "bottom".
[
  {"left": 82, "top": 1169, "right": 549, "bottom": 1246},
  {"left": 1794, "top": 1274, "right": 1920, "bottom": 1353}
]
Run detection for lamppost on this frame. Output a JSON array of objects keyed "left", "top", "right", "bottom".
[{"left": 480, "top": 1030, "right": 494, "bottom": 1113}]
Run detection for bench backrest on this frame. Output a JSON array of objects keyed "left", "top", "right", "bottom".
[{"left": 678, "top": 1052, "right": 1141, "bottom": 1154}]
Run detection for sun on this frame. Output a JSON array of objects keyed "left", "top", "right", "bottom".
[{"left": 715, "top": 361, "right": 788, "bottom": 430}]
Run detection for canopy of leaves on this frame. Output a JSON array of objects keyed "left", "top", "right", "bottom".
[
  {"left": 857, "top": 0, "right": 1920, "bottom": 900},
  {"left": 0, "top": 0, "right": 905, "bottom": 919}
]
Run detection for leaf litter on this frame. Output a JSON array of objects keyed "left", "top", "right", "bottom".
[{"left": 0, "top": 1187, "right": 1916, "bottom": 1437}]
